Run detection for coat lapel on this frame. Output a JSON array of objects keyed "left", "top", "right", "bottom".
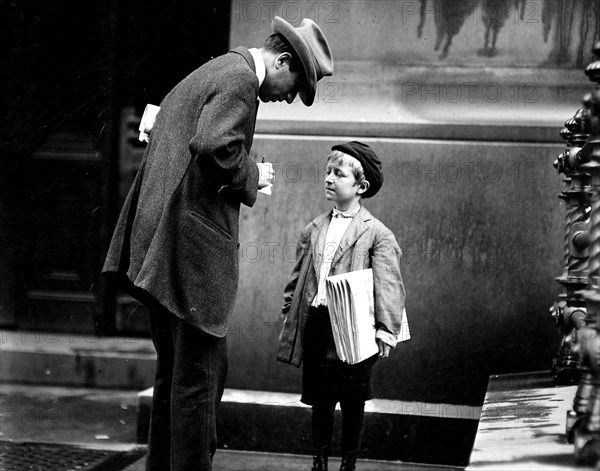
[
  {"left": 230, "top": 47, "right": 260, "bottom": 149},
  {"left": 230, "top": 46, "right": 256, "bottom": 74},
  {"left": 230, "top": 46, "right": 259, "bottom": 100}
]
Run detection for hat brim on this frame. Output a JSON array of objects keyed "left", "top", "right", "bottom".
[{"left": 272, "top": 17, "right": 317, "bottom": 106}]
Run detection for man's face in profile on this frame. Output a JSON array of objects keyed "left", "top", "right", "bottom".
[{"left": 259, "top": 53, "right": 305, "bottom": 104}]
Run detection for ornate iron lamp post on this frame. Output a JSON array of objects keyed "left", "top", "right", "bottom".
[
  {"left": 565, "top": 42, "right": 600, "bottom": 464},
  {"left": 552, "top": 109, "right": 590, "bottom": 386}
]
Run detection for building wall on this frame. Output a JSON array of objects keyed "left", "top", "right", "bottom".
[
  {"left": 227, "top": 136, "right": 564, "bottom": 405},
  {"left": 0, "top": 167, "right": 16, "bottom": 327},
  {"left": 224, "top": 0, "right": 598, "bottom": 406},
  {"left": 4, "top": 0, "right": 594, "bottom": 411}
]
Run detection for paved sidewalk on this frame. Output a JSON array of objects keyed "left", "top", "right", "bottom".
[
  {"left": 0, "top": 384, "right": 139, "bottom": 444},
  {"left": 124, "top": 450, "right": 459, "bottom": 471}
]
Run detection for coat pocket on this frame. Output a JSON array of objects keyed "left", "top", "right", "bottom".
[{"left": 188, "top": 210, "right": 232, "bottom": 242}]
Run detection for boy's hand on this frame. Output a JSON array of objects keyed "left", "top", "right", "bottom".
[{"left": 377, "top": 339, "right": 391, "bottom": 359}]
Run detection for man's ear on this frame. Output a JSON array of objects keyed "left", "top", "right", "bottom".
[
  {"left": 275, "top": 52, "right": 292, "bottom": 70},
  {"left": 357, "top": 180, "right": 370, "bottom": 195}
]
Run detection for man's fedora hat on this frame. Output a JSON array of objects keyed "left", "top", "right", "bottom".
[{"left": 271, "top": 16, "right": 333, "bottom": 106}]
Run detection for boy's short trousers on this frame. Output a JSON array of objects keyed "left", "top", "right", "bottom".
[{"left": 301, "top": 305, "right": 378, "bottom": 405}]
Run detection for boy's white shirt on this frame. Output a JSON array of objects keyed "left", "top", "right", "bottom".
[
  {"left": 311, "top": 206, "right": 399, "bottom": 348},
  {"left": 312, "top": 208, "right": 357, "bottom": 307}
]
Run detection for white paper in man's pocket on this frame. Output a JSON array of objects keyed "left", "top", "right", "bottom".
[{"left": 139, "top": 104, "right": 161, "bottom": 142}]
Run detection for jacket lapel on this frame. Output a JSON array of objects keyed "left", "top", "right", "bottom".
[
  {"left": 228, "top": 47, "right": 260, "bottom": 151},
  {"left": 230, "top": 46, "right": 256, "bottom": 74},
  {"left": 331, "top": 206, "right": 372, "bottom": 266},
  {"left": 311, "top": 212, "right": 331, "bottom": 277}
]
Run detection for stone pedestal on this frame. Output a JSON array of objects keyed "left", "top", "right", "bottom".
[{"left": 467, "top": 371, "right": 598, "bottom": 470}]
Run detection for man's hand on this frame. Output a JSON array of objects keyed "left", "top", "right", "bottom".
[
  {"left": 377, "top": 339, "right": 391, "bottom": 359},
  {"left": 257, "top": 162, "right": 274, "bottom": 189}
]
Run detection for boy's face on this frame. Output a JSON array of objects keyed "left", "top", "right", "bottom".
[{"left": 324, "top": 157, "right": 365, "bottom": 206}]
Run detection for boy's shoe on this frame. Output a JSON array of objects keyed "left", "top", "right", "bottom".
[
  {"left": 339, "top": 453, "right": 357, "bottom": 471},
  {"left": 311, "top": 451, "right": 328, "bottom": 470}
]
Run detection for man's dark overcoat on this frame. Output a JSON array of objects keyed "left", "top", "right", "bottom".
[{"left": 103, "top": 47, "right": 260, "bottom": 337}]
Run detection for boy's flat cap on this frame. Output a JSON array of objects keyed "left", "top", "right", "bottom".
[{"left": 331, "top": 141, "right": 383, "bottom": 198}]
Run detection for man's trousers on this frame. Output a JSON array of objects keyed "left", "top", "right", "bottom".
[{"left": 146, "top": 303, "right": 228, "bottom": 471}]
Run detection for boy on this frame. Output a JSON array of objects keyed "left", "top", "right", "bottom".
[{"left": 278, "top": 142, "right": 407, "bottom": 471}]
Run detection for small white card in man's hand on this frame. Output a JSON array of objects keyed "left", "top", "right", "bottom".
[
  {"left": 258, "top": 158, "right": 273, "bottom": 195},
  {"left": 258, "top": 185, "right": 272, "bottom": 195}
]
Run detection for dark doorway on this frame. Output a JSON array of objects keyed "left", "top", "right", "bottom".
[{"left": 2, "top": 0, "right": 231, "bottom": 335}]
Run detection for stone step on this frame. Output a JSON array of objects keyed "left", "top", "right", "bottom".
[
  {"left": 0, "top": 330, "right": 156, "bottom": 389},
  {"left": 0, "top": 331, "right": 480, "bottom": 467},
  {"left": 137, "top": 387, "right": 480, "bottom": 467}
]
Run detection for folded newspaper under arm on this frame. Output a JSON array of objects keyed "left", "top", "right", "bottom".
[
  {"left": 325, "top": 268, "right": 410, "bottom": 365},
  {"left": 138, "top": 104, "right": 161, "bottom": 142}
]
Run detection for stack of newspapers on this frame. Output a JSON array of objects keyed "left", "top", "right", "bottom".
[
  {"left": 326, "top": 269, "right": 378, "bottom": 365},
  {"left": 326, "top": 268, "right": 409, "bottom": 365}
]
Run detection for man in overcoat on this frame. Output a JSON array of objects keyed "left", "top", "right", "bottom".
[{"left": 102, "top": 16, "right": 333, "bottom": 471}]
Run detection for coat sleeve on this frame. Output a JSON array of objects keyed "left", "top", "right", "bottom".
[
  {"left": 371, "top": 227, "right": 406, "bottom": 340},
  {"left": 188, "top": 73, "right": 259, "bottom": 207}
]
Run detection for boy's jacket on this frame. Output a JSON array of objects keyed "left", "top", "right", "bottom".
[{"left": 277, "top": 206, "right": 406, "bottom": 367}]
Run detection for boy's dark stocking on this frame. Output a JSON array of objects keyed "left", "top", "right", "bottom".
[
  {"left": 311, "top": 401, "right": 336, "bottom": 470},
  {"left": 339, "top": 399, "right": 365, "bottom": 470}
]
